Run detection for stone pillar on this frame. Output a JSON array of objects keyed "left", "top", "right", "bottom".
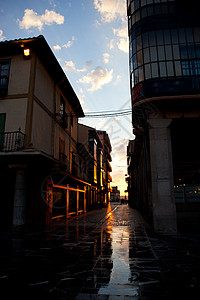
[
  {"left": 148, "top": 119, "right": 177, "bottom": 233},
  {"left": 13, "top": 169, "right": 26, "bottom": 225}
]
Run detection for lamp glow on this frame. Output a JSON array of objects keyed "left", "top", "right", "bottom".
[{"left": 24, "top": 49, "right": 30, "bottom": 57}]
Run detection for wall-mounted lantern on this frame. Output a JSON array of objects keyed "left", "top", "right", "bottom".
[{"left": 23, "top": 48, "right": 31, "bottom": 58}]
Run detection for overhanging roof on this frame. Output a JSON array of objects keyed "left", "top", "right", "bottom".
[{"left": 0, "top": 35, "right": 84, "bottom": 117}]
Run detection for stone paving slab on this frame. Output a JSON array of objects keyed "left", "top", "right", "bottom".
[{"left": 0, "top": 204, "right": 200, "bottom": 299}]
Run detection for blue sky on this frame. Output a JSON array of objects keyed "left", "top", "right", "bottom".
[{"left": 0, "top": 0, "right": 134, "bottom": 194}]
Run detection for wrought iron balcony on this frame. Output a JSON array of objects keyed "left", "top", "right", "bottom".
[{"left": 0, "top": 129, "right": 25, "bottom": 152}]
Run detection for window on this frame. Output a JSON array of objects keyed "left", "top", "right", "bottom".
[
  {"left": 159, "top": 62, "right": 167, "bottom": 77},
  {"left": 175, "top": 61, "right": 182, "bottom": 76},
  {"left": 145, "top": 64, "right": 151, "bottom": 79},
  {"left": 150, "top": 46, "right": 157, "bottom": 61},
  {"left": 158, "top": 46, "right": 165, "bottom": 60},
  {"left": 181, "top": 61, "right": 190, "bottom": 76},
  {"left": 0, "top": 60, "right": 10, "bottom": 97},
  {"left": 166, "top": 61, "right": 174, "bottom": 76},
  {"left": 60, "top": 97, "right": 68, "bottom": 128},
  {"left": 143, "top": 48, "right": 150, "bottom": 63},
  {"left": 165, "top": 45, "right": 173, "bottom": 60},
  {"left": 151, "top": 63, "right": 159, "bottom": 77}
]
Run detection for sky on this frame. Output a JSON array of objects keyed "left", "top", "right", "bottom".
[{"left": 0, "top": 0, "right": 134, "bottom": 195}]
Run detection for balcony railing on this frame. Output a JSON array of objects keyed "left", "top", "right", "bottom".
[{"left": 0, "top": 129, "right": 25, "bottom": 152}]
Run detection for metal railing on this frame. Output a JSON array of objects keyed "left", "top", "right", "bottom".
[{"left": 0, "top": 129, "right": 25, "bottom": 152}]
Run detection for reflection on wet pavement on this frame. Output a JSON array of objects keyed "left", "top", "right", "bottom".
[
  {"left": 1, "top": 204, "right": 200, "bottom": 299},
  {"left": 76, "top": 205, "right": 164, "bottom": 299}
]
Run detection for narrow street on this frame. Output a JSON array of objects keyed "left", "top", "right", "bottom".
[{"left": 1, "top": 204, "right": 200, "bottom": 299}]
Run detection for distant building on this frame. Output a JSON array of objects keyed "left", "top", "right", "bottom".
[
  {"left": 97, "top": 130, "right": 112, "bottom": 204},
  {"left": 127, "top": 0, "right": 200, "bottom": 232},
  {"left": 78, "top": 123, "right": 105, "bottom": 209},
  {"left": 110, "top": 186, "right": 120, "bottom": 202}
]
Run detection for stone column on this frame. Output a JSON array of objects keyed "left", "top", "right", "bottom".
[
  {"left": 13, "top": 169, "right": 26, "bottom": 225},
  {"left": 148, "top": 119, "right": 177, "bottom": 233}
]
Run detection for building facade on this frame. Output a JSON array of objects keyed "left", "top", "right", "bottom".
[
  {"left": 0, "top": 36, "right": 88, "bottom": 225},
  {"left": 97, "top": 131, "right": 112, "bottom": 204},
  {"left": 127, "top": 0, "right": 200, "bottom": 232},
  {"left": 110, "top": 186, "right": 120, "bottom": 202}
]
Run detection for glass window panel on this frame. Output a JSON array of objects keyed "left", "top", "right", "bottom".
[
  {"left": 141, "top": 7, "right": 148, "bottom": 18},
  {"left": 156, "top": 30, "right": 164, "bottom": 45},
  {"left": 195, "top": 44, "right": 200, "bottom": 58},
  {"left": 133, "top": 39, "right": 137, "bottom": 54},
  {"left": 132, "top": 13, "right": 136, "bottom": 25},
  {"left": 136, "top": 35, "right": 142, "bottom": 51},
  {"left": 196, "top": 60, "right": 200, "bottom": 74},
  {"left": 139, "top": 66, "right": 144, "bottom": 82},
  {"left": 161, "top": 4, "right": 168, "bottom": 14},
  {"left": 155, "top": 5, "right": 162, "bottom": 15},
  {"left": 143, "top": 48, "right": 150, "bottom": 63},
  {"left": 165, "top": 45, "right": 173, "bottom": 60},
  {"left": 137, "top": 50, "right": 143, "bottom": 66},
  {"left": 171, "top": 29, "right": 179, "bottom": 44},
  {"left": 188, "top": 45, "right": 196, "bottom": 59},
  {"left": 147, "top": 0, "right": 153, "bottom": 4},
  {"left": 131, "top": 72, "right": 134, "bottom": 87},
  {"left": 141, "top": 0, "right": 147, "bottom": 6},
  {"left": 172, "top": 45, "right": 180, "bottom": 59},
  {"left": 166, "top": 61, "right": 174, "bottom": 76},
  {"left": 135, "top": 11, "right": 140, "bottom": 22},
  {"left": 151, "top": 63, "right": 159, "bottom": 77},
  {"left": 181, "top": 61, "right": 190, "bottom": 76},
  {"left": 147, "top": 6, "right": 154, "bottom": 16},
  {"left": 179, "top": 28, "right": 186, "bottom": 43},
  {"left": 131, "top": 1, "right": 135, "bottom": 13},
  {"left": 145, "top": 64, "right": 151, "bottom": 79},
  {"left": 190, "top": 61, "right": 198, "bottom": 75},
  {"left": 180, "top": 45, "right": 188, "bottom": 59},
  {"left": 193, "top": 28, "right": 200, "bottom": 43},
  {"left": 134, "top": 68, "right": 139, "bottom": 85},
  {"left": 164, "top": 30, "right": 171, "bottom": 44},
  {"left": 133, "top": 54, "right": 138, "bottom": 69},
  {"left": 168, "top": 3, "right": 175, "bottom": 14},
  {"left": 175, "top": 61, "right": 182, "bottom": 76},
  {"left": 130, "top": 59, "right": 133, "bottom": 73},
  {"left": 135, "top": 0, "right": 140, "bottom": 10},
  {"left": 186, "top": 28, "right": 194, "bottom": 43},
  {"left": 154, "top": 0, "right": 160, "bottom": 3},
  {"left": 150, "top": 46, "right": 158, "bottom": 61},
  {"left": 158, "top": 46, "right": 165, "bottom": 60},
  {"left": 142, "top": 32, "right": 149, "bottom": 48},
  {"left": 149, "top": 31, "right": 156, "bottom": 46},
  {"left": 159, "top": 62, "right": 167, "bottom": 77}
]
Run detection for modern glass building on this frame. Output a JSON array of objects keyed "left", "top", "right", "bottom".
[
  {"left": 128, "top": 0, "right": 200, "bottom": 107},
  {"left": 127, "top": 0, "right": 200, "bottom": 233}
]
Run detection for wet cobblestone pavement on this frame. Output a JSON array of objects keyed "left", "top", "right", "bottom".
[{"left": 1, "top": 204, "right": 200, "bottom": 299}]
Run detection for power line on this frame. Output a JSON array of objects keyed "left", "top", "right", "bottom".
[{"left": 82, "top": 108, "right": 132, "bottom": 118}]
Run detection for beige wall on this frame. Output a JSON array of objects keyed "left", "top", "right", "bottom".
[
  {"left": 31, "top": 101, "right": 52, "bottom": 155},
  {"left": 8, "top": 55, "right": 31, "bottom": 95},
  {"left": 0, "top": 98, "right": 27, "bottom": 132},
  {"left": 34, "top": 58, "right": 54, "bottom": 113}
]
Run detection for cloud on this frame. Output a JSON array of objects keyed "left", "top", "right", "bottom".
[
  {"left": 53, "top": 44, "right": 61, "bottom": 51},
  {"left": 113, "top": 20, "right": 129, "bottom": 53},
  {"left": 94, "top": 0, "right": 126, "bottom": 23},
  {"left": 17, "top": 9, "right": 64, "bottom": 31},
  {"left": 63, "top": 60, "right": 76, "bottom": 72},
  {"left": 103, "top": 53, "right": 110, "bottom": 64},
  {"left": 78, "top": 66, "right": 113, "bottom": 91},
  {"left": 63, "top": 36, "right": 75, "bottom": 48},
  {"left": 0, "top": 29, "right": 5, "bottom": 41},
  {"left": 77, "top": 61, "right": 93, "bottom": 72}
]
